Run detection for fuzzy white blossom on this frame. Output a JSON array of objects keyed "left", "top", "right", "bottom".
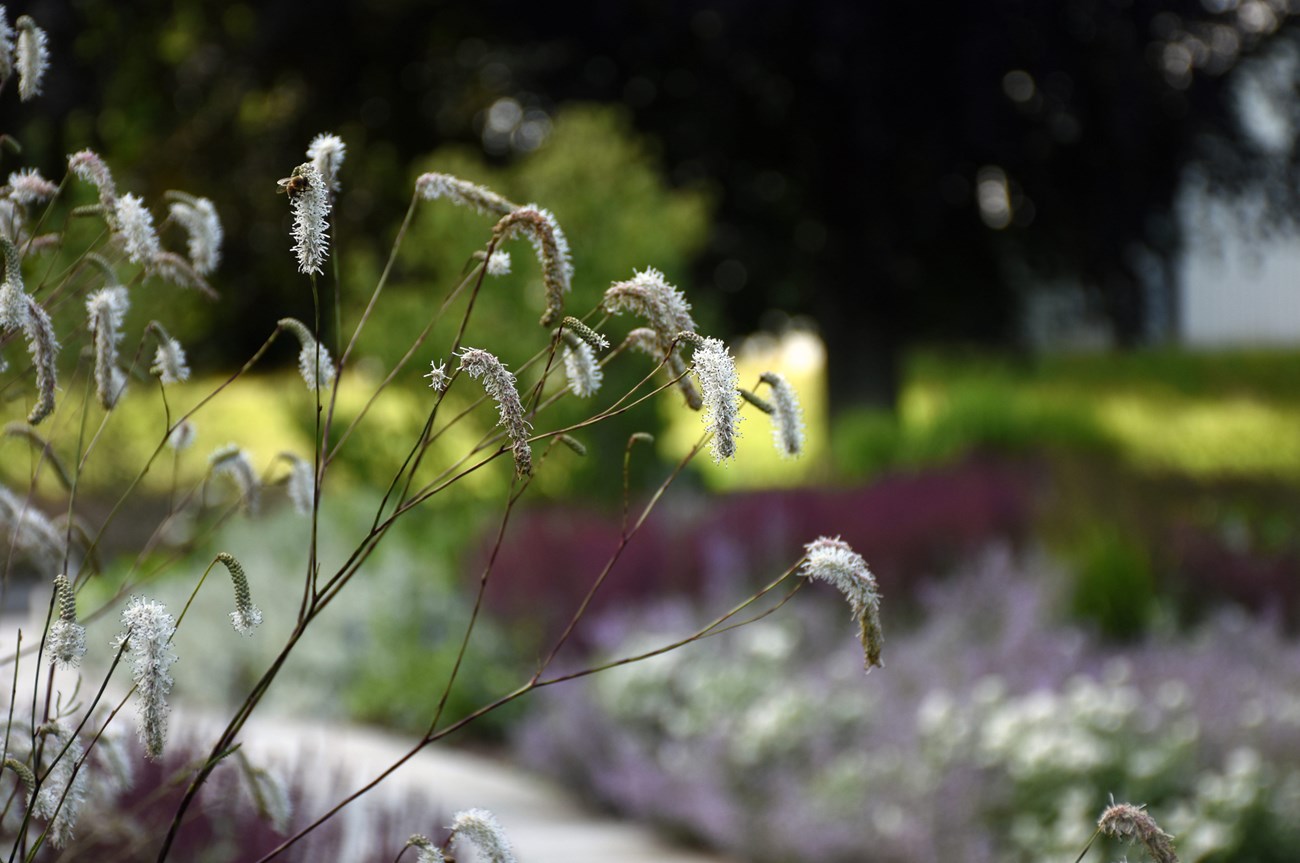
[
  {"left": 691, "top": 337, "right": 742, "bottom": 462},
  {"left": 561, "top": 338, "right": 602, "bottom": 398},
  {"left": 167, "top": 419, "right": 196, "bottom": 451},
  {"left": 31, "top": 721, "right": 87, "bottom": 847},
  {"left": 7, "top": 168, "right": 57, "bottom": 205},
  {"left": 281, "top": 163, "right": 331, "bottom": 275},
  {"left": 278, "top": 317, "right": 335, "bottom": 391},
  {"left": 603, "top": 267, "right": 701, "bottom": 408},
  {"left": 114, "top": 193, "right": 161, "bottom": 265},
  {"left": 15, "top": 16, "right": 48, "bottom": 102},
  {"left": 486, "top": 249, "right": 512, "bottom": 276},
  {"left": 491, "top": 205, "right": 573, "bottom": 326},
  {"left": 0, "top": 10, "right": 13, "bottom": 87},
  {"left": 217, "top": 552, "right": 262, "bottom": 636},
  {"left": 0, "top": 236, "right": 27, "bottom": 330},
  {"left": 450, "top": 808, "right": 517, "bottom": 863},
  {"left": 1098, "top": 802, "right": 1179, "bottom": 863},
  {"left": 759, "top": 371, "right": 805, "bottom": 458},
  {"left": 406, "top": 835, "right": 446, "bottom": 863},
  {"left": 415, "top": 172, "right": 517, "bottom": 216},
  {"left": 48, "top": 574, "right": 86, "bottom": 669},
  {"left": 801, "top": 536, "right": 883, "bottom": 671},
  {"left": 168, "top": 195, "right": 222, "bottom": 275},
  {"left": 282, "top": 452, "right": 314, "bottom": 516},
  {"left": 458, "top": 348, "right": 532, "bottom": 477},
  {"left": 209, "top": 444, "right": 260, "bottom": 513},
  {"left": 114, "top": 596, "right": 178, "bottom": 759},
  {"left": 151, "top": 335, "right": 190, "bottom": 384},
  {"left": 307, "top": 133, "right": 346, "bottom": 196},
  {"left": 425, "top": 359, "right": 449, "bottom": 392},
  {"left": 21, "top": 294, "right": 58, "bottom": 424},
  {"left": 87, "top": 286, "right": 129, "bottom": 409},
  {"left": 68, "top": 150, "right": 117, "bottom": 209}
]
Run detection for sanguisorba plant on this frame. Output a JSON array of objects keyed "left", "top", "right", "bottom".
[{"left": 0, "top": 9, "right": 883, "bottom": 861}]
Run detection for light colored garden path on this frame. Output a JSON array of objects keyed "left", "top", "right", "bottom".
[{"left": 232, "top": 713, "right": 737, "bottom": 863}]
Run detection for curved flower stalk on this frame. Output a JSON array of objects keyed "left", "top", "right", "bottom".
[
  {"left": 86, "top": 286, "right": 129, "bottom": 409},
  {"left": 68, "top": 149, "right": 118, "bottom": 210},
  {"left": 491, "top": 206, "right": 572, "bottom": 326},
  {"left": 450, "top": 808, "right": 516, "bottom": 863},
  {"left": 280, "top": 163, "right": 331, "bottom": 275},
  {"left": 148, "top": 321, "right": 190, "bottom": 384},
  {"left": 278, "top": 317, "right": 335, "bottom": 391},
  {"left": 217, "top": 552, "right": 262, "bottom": 636},
  {"left": 800, "top": 536, "right": 883, "bottom": 671},
  {"left": 165, "top": 191, "right": 222, "bottom": 275},
  {"left": 457, "top": 347, "right": 532, "bottom": 477},
  {"left": 306, "top": 132, "right": 346, "bottom": 197},
  {"left": 415, "top": 171, "right": 518, "bottom": 216},
  {"left": 48, "top": 574, "right": 86, "bottom": 669},
  {"left": 1097, "top": 802, "right": 1179, "bottom": 863},
  {"left": 603, "top": 267, "right": 702, "bottom": 409},
  {"left": 114, "top": 596, "right": 177, "bottom": 760},
  {"left": 757, "top": 370, "right": 805, "bottom": 458},
  {"left": 208, "top": 444, "right": 260, "bottom": 514},
  {"left": 15, "top": 15, "right": 48, "bottom": 102},
  {"left": 688, "top": 335, "right": 742, "bottom": 462},
  {"left": 32, "top": 721, "right": 87, "bottom": 847}
]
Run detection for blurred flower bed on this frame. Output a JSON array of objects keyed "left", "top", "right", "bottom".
[{"left": 513, "top": 547, "right": 1300, "bottom": 862}]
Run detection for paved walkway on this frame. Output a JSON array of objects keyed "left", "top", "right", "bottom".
[{"left": 229, "top": 714, "right": 736, "bottom": 863}]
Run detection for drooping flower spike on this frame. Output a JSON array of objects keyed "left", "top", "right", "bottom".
[
  {"left": 491, "top": 206, "right": 573, "bottom": 327},
  {"left": 457, "top": 347, "right": 532, "bottom": 477},
  {"left": 800, "top": 536, "right": 883, "bottom": 671},
  {"left": 603, "top": 267, "right": 702, "bottom": 409},
  {"left": 278, "top": 317, "right": 335, "bottom": 391}
]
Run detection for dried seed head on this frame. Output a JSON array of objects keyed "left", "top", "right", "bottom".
[
  {"left": 1098, "top": 802, "right": 1179, "bottom": 863},
  {"left": 281, "top": 163, "right": 331, "bottom": 275},
  {"left": 457, "top": 347, "right": 532, "bottom": 477},
  {"left": 278, "top": 317, "right": 335, "bottom": 391},
  {"left": 167, "top": 194, "right": 222, "bottom": 275},
  {"left": 217, "top": 552, "right": 262, "bottom": 636},
  {"left": 450, "top": 808, "right": 517, "bottom": 863},
  {"left": 801, "top": 536, "right": 883, "bottom": 671},
  {"left": 491, "top": 205, "right": 573, "bottom": 326},
  {"left": 15, "top": 16, "right": 48, "bottom": 102},
  {"left": 691, "top": 337, "right": 742, "bottom": 462},
  {"left": 415, "top": 171, "right": 518, "bottom": 216},
  {"left": 758, "top": 371, "right": 806, "bottom": 458},
  {"left": 306, "top": 132, "right": 346, "bottom": 196},
  {"left": 113, "top": 597, "right": 177, "bottom": 760},
  {"left": 603, "top": 268, "right": 701, "bottom": 409},
  {"left": 48, "top": 574, "right": 86, "bottom": 669}
]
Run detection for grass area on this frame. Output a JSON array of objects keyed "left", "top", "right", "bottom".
[{"left": 833, "top": 347, "right": 1300, "bottom": 483}]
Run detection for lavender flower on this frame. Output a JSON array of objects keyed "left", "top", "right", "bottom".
[
  {"left": 114, "top": 193, "right": 161, "bottom": 265},
  {"left": 691, "top": 336, "right": 742, "bottom": 462},
  {"left": 458, "top": 347, "right": 532, "bottom": 477},
  {"left": 209, "top": 444, "right": 260, "bottom": 513},
  {"left": 68, "top": 149, "right": 118, "bottom": 209},
  {"left": 114, "top": 596, "right": 178, "bottom": 759},
  {"left": 306, "top": 132, "right": 346, "bottom": 196},
  {"left": 167, "top": 193, "right": 222, "bottom": 275},
  {"left": 491, "top": 206, "right": 573, "bottom": 326},
  {"left": 1099, "top": 802, "right": 1179, "bottom": 863},
  {"left": 415, "top": 172, "right": 518, "bottom": 216},
  {"left": 48, "top": 574, "right": 86, "bottom": 669},
  {"left": 15, "top": 16, "right": 48, "bottom": 102},
  {"left": 7, "top": 168, "right": 58, "bottom": 205},
  {"left": 801, "top": 536, "right": 883, "bottom": 670},
  {"left": 603, "top": 267, "right": 702, "bottom": 409},
  {"left": 280, "top": 163, "right": 331, "bottom": 275},
  {"left": 278, "top": 317, "right": 335, "bottom": 391},
  {"left": 86, "top": 286, "right": 129, "bottom": 409},
  {"left": 450, "top": 808, "right": 516, "bottom": 863},
  {"left": 759, "top": 371, "right": 805, "bottom": 458}
]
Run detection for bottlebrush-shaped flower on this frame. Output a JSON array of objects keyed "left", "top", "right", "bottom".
[
  {"left": 167, "top": 192, "right": 223, "bottom": 275},
  {"left": 458, "top": 348, "right": 532, "bottom": 477},
  {"left": 48, "top": 574, "right": 86, "bottom": 669},
  {"left": 800, "top": 536, "right": 883, "bottom": 671},
  {"left": 113, "top": 596, "right": 178, "bottom": 759},
  {"left": 280, "top": 163, "right": 331, "bottom": 275},
  {"left": 758, "top": 370, "right": 805, "bottom": 458},
  {"left": 450, "top": 808, "right": 517, "bottom": 863},
  {"left": 690, "top": 336, "right": 742, "bottom": 462},
  {"left": 415, "top": 172, "right": 518, "bottom": 216},
  {"left": 491, "top": 206, "right": 572, "bottom": 326},
  {"left": 15, "top": 15, "right": 48, "bottom": 102},
  {"left": 278, "top": 317, "right": 335, "bottom": 391},
  {"left": 603, "top": 267, "right": 702, "bottom": 409}
]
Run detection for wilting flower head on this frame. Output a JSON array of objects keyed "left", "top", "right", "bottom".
[
  {"left": 415, "top": 171, "right": 518, "bottom": 216},
  {"left": 458, "top": 347, "right": 532, "bottom": 477},
  {"left": 491, "top": 205, "right": 573, "bottom": 326},
  {"left": 278, "top": 317, "right": 335, "bottom": 391},
  {"left": 217, "top": 552, "right": 262, "bottom": 636},
  {"left": 759, "top": 371, "right": 805, "bottom": 458},
  {"left": 306, "top": 133, "right": 346, "bottom": 196},
  {"left": 48, "top": 574, "right": 86, "bottom": 669},
  {"left": 68, "top": 150, "right": 118, "bottom": 209},
  {"left": 450, "top": 808, "right": 517, "bottom": 863},
  {"left": 167, "top": 193, "right": 222, "bottom": 275},
  {"left": 7, "top": 168, "right": 58, "bottom": 205},
  {"left": 603, "top": 267, "right": 701, "bottom": 408},
  {"left": 280, "top": 163, "right": 331, "bottom": 276},
  {"left": 114, "top": 193, "right": 161, "bottom": 266},
  {"left": 15, "top": 16, "right": 48, "bottom": 102},
  {"left": 1098, "top": 802, "right": 1179, "bottom": 863},
  {"left": 114, "top": 596, "right": 178, "bottom": 759},
  {"left": 801, "top": 536, "right": 883, "bottom": 671},
  {"left": 691, "top": 336, "right": 742, "bottom": 462}
]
